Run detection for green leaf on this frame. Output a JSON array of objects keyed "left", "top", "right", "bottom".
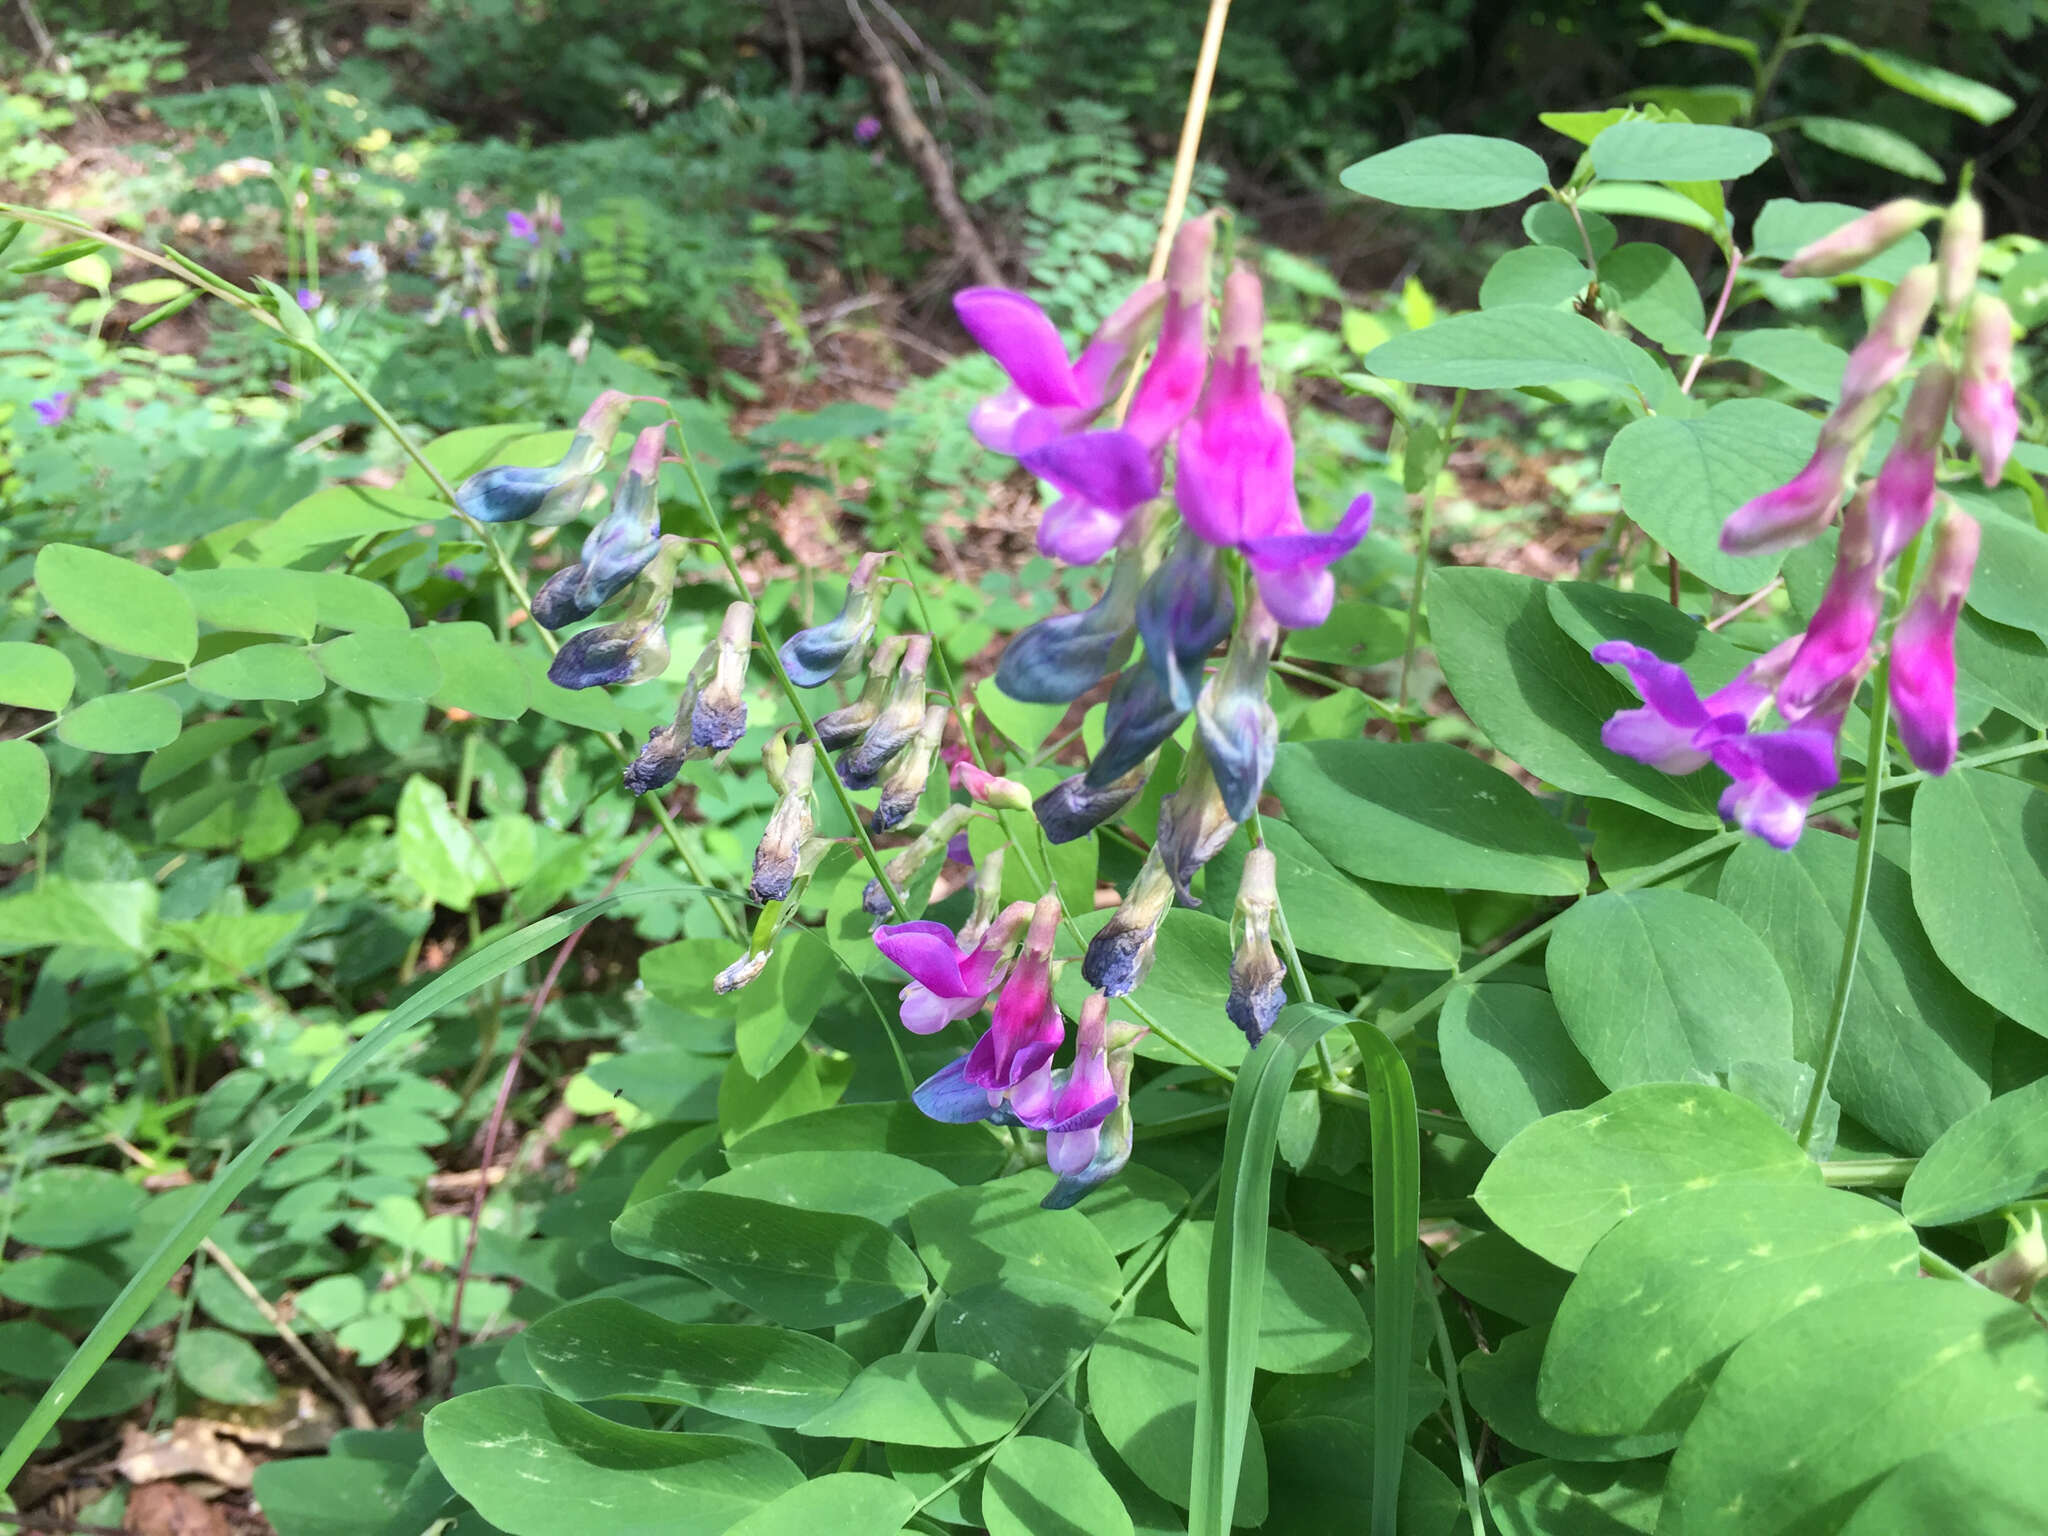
[
  {"left": 1338, "top": 134, "right": 1550, "bottom": 210},
  {"left": 731, "top": 929, "right": 841, "bottom": 1078},
  {"left": 1955, "top": 609, "right": 2048, "bottom": 727},
  {"left": 719, "top": 1474, "right": 917, "bottom": 1536},
  {"left": 2002, "top": 248, "right": 2048, "bottom": 329},
  {"left": 523, "top": 1299, "right": 859, "bottom": 1424},
  {"left": 1474, "top": 1083, "right": 1820, "bottom": 1270},
  {"left": 974, "top": 675, "right": 1065, "bottom": 755},
  {"left": 1751, "top": 199, "right": 1932, "bottom": 284},
  {"left": 1366, "top": 305, "right": 1658, "bottom": 395},
  {"left": 298, "top": 571, "right": 409, "bottom": 632},
  {"left": 35, "top": 543, "right": 197, "bottom": 663},
  {"left": 1603, "top": 398, "right": 1816, "bottom": 592},
  {"left": 1538, "top": 1185, "right": 1917, "bottom": 1437},
  {"left": 1723, "top": 329, "right": 1849, "bottom": 402},
  {"left": 1965, "top": 512, "right": 2048, "bottom": 639},
  {"left": 1598, "top": 243, "right": 1708, "bottom": 352},
  {"left": 423, "top": 1386, "right": 803, "bottom": 1536},
  {"left": 1589, "top": 121, "right": 1772, "bottom": 182},
  {"left": 1577, "top": 182, "right": 1723, "bottom": 234},
  {"left": 908, "top": 1176, "right": 1123, "bottom": 1305},
  {"left": 189, "top": 644, "right": 326, "bottom": 702},
  {"left": 1910, "top": 769, "right": 2048, "bottom": 1035},
  {"left": 1805, "top": 36, "right": 2016, "bottom": 124},
  {"left": 1427, "top": 567, "right": 1721, "bottom": 825},
  {"left": 1091, "top": 1317, "right": 1268, "bottom": 1525},
  {"left": 934, "top": 1276, "right": 1112, "bottom": 1395},
  {"left": 315, "top": 629, "right": 443, "bottom": 701},
  {"left": 1717, "top": 837, "right": 1994, "bottom": 1153},
  {"left": 1483, "top": 1459, "right": 1664, "bottom": 1536},
  {"left": 173, "top": 568, "right": 319, "bottom": 639},
  {"left": 55, "top": 692, "right": 182, "bottom": 754},
  {"left": 520, "top": 644, "right": 625, "bottom": 731},
  {"left": 3, "top": 1166, "right": 143, "bottom": 1248},
  {"left": 396, "top": 773, "right": 483, "bottom": 911},
  {"left": 252, "top": 485, "right": 446, "bottom": 558},
  {"left": 1660, "top": 1282, "right": 2048, "bottom": 1535},
  {"left": 1463, "top": 1326, "right": 1677, "bottom": 1462},
  {"left": 1439, "top": 984, "right": 1606, "bottom": 1152},
  {"left": 423, "top": 621, "right": 529, "bottom": 720},
  {"left": 1167, "top": 1221, "right": 1369, "bottom": 1374},
  {"left": 1434, "top": 1232, "right": 1572, "bottom": 1330},
  {"left": 1478, "top": 246, "right": 1590, "bottom": 310},
  {"left": 723, "top": 1102, "right": 1007, "bottom": 1184},
  {"left": 1546, "top": 888, "right": 1795, "bottom": 1089},
  {"left": 1835, "top": 1417, "right": 2048, "bottom": 1536},
  {"left": 250, "top": 1442, "right": 420, "bottom": 1536},
  {"left": 0, "top": 642, "right": 74, "bottom": 711},
  {"left": 1054, "top": 907, "right": 1248, "bottom": 1070},
  {"left": 613, "top": 1190, "right": 926, "bottom": 1328},
  {"left": 1270, "top": 737, "right": 1587, "bottom": 895},
  {"left": 1524, "top": 201, "right": 1615, "bottom": 261},
  {"left": 1792, "top": 117, "right": 1942, "bottom": 181},
  {"left": 0, "top": 741, "right": 52, "bottom": 844},
  {"left": 1203, "top": 819, "right": 1459, "bottom": 969},
  {"left": 703, "top": 1151, "right": 953, "bottom": 1240},
  {"left": 173, "top": 1327, "right": 277, "bottom": 1406},
  {"left": 1901, "top": 1077, "right": 2048, "bottom": 1226},
  {"left": 797, "top": 1353, "right": 1027, "bottom": 1447},
  {"left": 984, "top": 1435, "right": 1134, "bottom": 1536}
]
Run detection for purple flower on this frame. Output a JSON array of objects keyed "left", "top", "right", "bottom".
[
  {"left": 506, "top": 209, "right": 539, "bottom": 243},
  {"left": 995, "top": 535, "right": 1146, "bottom": 704},
  {"left": 1890, "top": 512, "right": 1979, "bottom": 775},
  {"left": 1778, "top": 493, "right": 1884, "bottom": 722},
  {"left": 456, "top": 389, "right": 634, "bottom": 527},
  {"left": 1081, "top": 847, "right": 1175, "bottom": 996},
  {"left": 875, "top": 901, "right": 1031, "bottom": 1035},
  {"left": 530, "top": 424, "right": 669, "bottom": 629},
  {"left": 295, "top": 287, "right": 320, "bottom": 310},
  {"left": 1718, "top": 437, "right": 1855, "bottom": 557},
  {"left": 854, "top": 114, "right": 883, "bottom": 145},
  {"left": 1135, "top": 527, "right": 1234, "bottom": 711},
  {"left": 545, "top": 536, "right": 683, "bottom": 690},
  {"left": 29, "top": 392, "right": 71, "bottom": 427},
  {"left": 1175, "top": 265, "right": 1371, "bottom": 628},
  {"left": 1866, "top": 364, "right": 1954, "bottom": 565},
  {"left": 1591, "top": 638, "right": 1792, "bottom": 774},
  {"left": 1042, "top": 1022, "right": 1144, "bottom": 1209},
  {"left": 1010, "top": 993, "right": 1119, "bottom": 1134},
  {"left": 963, "top": 895, "right": 1066, "bottom": 1090},
  {"left": 1710, "top": 721, "right": 1844, "bottom": 850}
]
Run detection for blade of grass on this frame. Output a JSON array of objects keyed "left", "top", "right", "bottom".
[
  {"left": 0, "top": 888, "right": 708, "bottom": 1487},
  {"left": 1190, "top": 1002, "right": 1421, "bottom": 1536}
]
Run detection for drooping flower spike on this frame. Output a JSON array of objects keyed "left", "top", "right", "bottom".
[
  {"left": 1174, "top": 264, "right": 1372, "bottom": 628},
  {"left": 1155, "top": 742, "right": 1239, "bottom": 904},
  {"left": 781, "top": 552, "right": 887, "bottom": 687},
  {"left": 530, "top": 424, "right": 669, "bottom": 629},
  {"left": 1226, "top": 846, "right": 1287, "bottom": 1046},
  {"left": 547, "top": 535, "right": 685, "bottom": 690},
  {"left": 1890, "top": 510, "right": 1979, "bottom": 775},
  {"left": 690, "top": 602, "right": 757, "bottom": 752},
  {"left": 1010, "top": 992, "right": 1119, "bottom": 1135},
  {"left": 1034, "top": 757, "right": 1157, "bottom": 847},
  {"left": 1778, "top": 490, "right": 1885, "bottom": 723},
  {"left": 1136, "top": 526, "right": 1235, "bottom": 712},
  {"left": 455, "top": 390, "right": 637, "bottom": 526},
  {"left": 1866, "top": 363, "right": 1954, "bottom": 566},
  {"left": 995, "top": 516, "right": 1152, "bottom": 704}
]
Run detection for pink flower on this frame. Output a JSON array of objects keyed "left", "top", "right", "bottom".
[
  {"left": 1174, "top": 265, "right": 1371, "bottom": 628},
  {"left": 1890, "top": 512, "right": 1979, "bottom": 775},
  {"left": 1956, "top": 296, "right": 2019, "bottom": 488},
  {"left": 873, "top": 901, "right": 1032, "bottom": 1034},
  {"left": 1010, "top": 993, "right": 1118, "bottom": 1134},
  {"left": 963, "top": 894, "right": 1065, "bottom": 1090},
  {"left": 1592, "top": 638, "right": 1796, "bottom": 773},
  {"left": 1710, "top": 722, "right": 1844, "bottom": 850},
  {"left": 1866, "top": 364, "right": 1954, "bottom": 565},
  {"left": 854, "top": 114, "right": 882, "bottom": 145},
  {"left": 1778, "top": 492, "right": 1884, "bottom": 722},
  {"left": 1718, "top": 438, "right": 1854, "bottom": 557},
  {"left": 506, "top": 210, "right": 539, "bottom": 243}
]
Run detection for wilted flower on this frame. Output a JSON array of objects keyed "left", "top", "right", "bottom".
[
  {"left": 1042, "top": 1020, "right": 1146, "bottom": 1209},
  {"left": 817, "top": 635, "right": 908, "bottom": 751},
  {"left": 1955, "top": 295, "right": 2019, "bottom": 487},
  {"left": 1175, "top": 264, "right": 1372, "bottom": 629},
  {"left": 1936, "top": 194, "right": 1982, "bottom": 317},
  {"left": 749, "top": 738, "right": 817, "bottom": 903},
  {"left": 863, "top": 802, "right": 975, "bottom": 918},
  {"left": 873, "top": 704, "right": 947, "bottom": 832},
  {"left": 455, "top": 389, "right": 634, "bottom": 526},
  {"left": 1778, "top": 491, "right": 1884, "bottom": 722},
  {"left": 547, "top": 535, "right": 684, "bottom": 690},
  {"left": 964, "top": 894, "right": 1066, "bottom": 1090},
  {"left": 691, "top": 602, "right": 757, "bottom": 752},
  {"left": 838, "top": 635, "right": 932, "bottom": 789},
  {"left": 1195, "top": 598, "right": 1280, "bottom": 821},
  {"left": 1779, "top": 199, "right": 1938, "bottom": 278},
  {"left": 1970, "top": 1208, "right": 2047, "bottom": 1304},
  {"left": 29, "top": 392, "right": 70, "bottom": 427},
  {"left": 715, "top": 948, "right": 773, "bottom": 993},
  {"left": 781, "top": 552, "right": 886, "bottom": 687},
  {"left": 530, "top": 424, "right": 668, "bottom": 629},
  {"left": 1592, "top": 636, "right": 1798, "bottom": 774},
  {"left": 1082, "top": 846, "right": 1175, "bottom": 996},
  {"left": 1155, "top": 743, "right": 1240, "bottom": 903},
  {"left": 1034, "top": 756, "right": 1156, "bottom": 846},
  {"left": 1890, "top": 510, "right": 1978, "bottom": 775},
  {"left": 1084, "top": 661, "right": 1186, "bottom": 793},
  {"left": 1226, "top": 846, "right": 1287, "bottom": 1046},
  {"left": 875, "top": 899, "right": 1033, "bottom": 1034},
  {"left": 1136, "top": 526, "right": 1235, "bottom": 711},
  {"left": 1866, "top": 364, "right": 1954, "bottom": 565},
  {"left": 995, "top": 525, "right": 1149, "bottom": 703}
]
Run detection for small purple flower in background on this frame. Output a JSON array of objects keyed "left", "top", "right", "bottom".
[
  {"left": 854, "top": 114, "right": 883, "bottom": 145},
  {"left": 505, "top": 209, "right": 539, "bottom": 243},
  {"left": 30, "top": 392, "right": 71, "bottom": 427},
  {"left": 295, "top": 287, "right": 321, "bottom": 311}
]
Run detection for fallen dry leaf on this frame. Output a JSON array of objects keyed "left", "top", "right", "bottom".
[{"left": 124, "top": 1481, "right": 232, "bottom": 1536}]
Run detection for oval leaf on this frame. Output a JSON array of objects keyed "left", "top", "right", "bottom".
[
  {"left": 1589, "top": 121, "right": 1772, "bottom": 181},
  {"left": 35, "top": 543, "right": 197, "bottom": 663},
  {"left": 1901, "top": 1077, "right": 2048, "bottom": 1227},
  {"left": 1339, "top": 134, "right": 1550, "bottom": 210},
  {"left": 0, "top": 740, "right": 52, "bottom": 844},
  {"left": 984, "top": 1435, "right": 1134, "bottom": 1536},
  {"left": 796, "top": 1353, "right": 1026, "bottom": 1447},
  {"left": 1909, "top": 768, "right": 2048, "bottom": 1036}
]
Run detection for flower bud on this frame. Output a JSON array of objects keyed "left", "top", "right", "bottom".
[
  {"left": 715, "top": 947, "right": 773, "bottom": 994},
  {"left": 1780, "top": 199, "right": 1939, "bottom": 279},
  {"left": 1034, "top": 756, "right": 1155, "bottom": 846},
  {"left": 1955, "top": 295, "right": 2019, "bottom": 488},
  {"left": 1123, "top": 213, "right": 1218, "bottom": 450},
  {"left": 1836, "top": 265, "right": 1936, "bottom": 412},
  {"left": 1777, "top": 490, "right": 1883, "bottom": 723},
  {"left": 1936, "top": 195, "right": 1983, "bottom": 317},
  {"left": 1889, "top": 510, "right": 1977, "bottom": 776},
  {"left": 1195, "top": 599, "right": 1280, "bottom": 821},
  {"left": 455, "top": 389, "right": 634, "bottom": 526},
  {"left": 995, "top": 530, "right": 1148, "bottom": 704},
  {"left": 749, "top": 740, "right": 817, "bottom": 903},
  {"left": 1969, "top": 1208, "right": 2047, "bottom": 1304},
  {"left": 817, "top": 635, "right": 908, "bottom": 751},
  {"left": 838, "top": 636, "right": 931, "bottom": 789},
  {"left": 529, "top": 424, "right": 669, "bottom": 629},
  {"left": 1226, "top": 846, "right": 1287, "bottom": 1046},
  {"left": 1082, "top": 846, "right": 1175, "bottom": 996},
  {"left": 1156, "top": 743, "right": 1239, "bottom": 903},
  {"left": 546, "top": 535, "right": 684, "bottom": 690},
  {"left": 1041, "top": 1026, "right": 1144, "bottom": 1210},
  {"left": 1868, "top": 363, "right": 1955, "bottom": 566},
  {"left": 873, "top": 704, "right": 947, "bottom": 833},
  {"left": 691, "top": 601, "right": 756, "bottom": 752},
  {"left": 951, "top": 757, "right": 1034, "bottom": 812},
  {"left": 781, "top": 552, "right": 886, "bottom": 687},
  {"left": 863, "top": 801, "right": 974, "bottom": 918},
  {"left": 1136, "top": 526, "right": 1235, "bottom": 711}
]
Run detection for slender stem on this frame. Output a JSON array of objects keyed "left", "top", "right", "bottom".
[
  {"left": 1751, "top": 0, "right": 1815, "bottom": 121},
  {"left": 1680, "top": 247, "right": 1744, "bottom": 394},
  {"left": 1797, "top": 661, "right": 1891, "bottom": 1149},
  {"left": 1396, "top": 390, "right": 1465, "bottom": 729},
  {"left": 1145, "top": 0, "right": 1233, "bottom": 280},
  {"left": 1706, "top": 576, "right": 1784, "bottom": 631},
  {"left": 1425, "top": 1258, "right": 1487, "bottom": 1536},
  {"left": 1822, "top": 1156, "right": 1918, "bottom": 1187}
]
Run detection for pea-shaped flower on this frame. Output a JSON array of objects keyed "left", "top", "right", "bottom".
[
  {"left": 690, "top": 602, "right": 756, "bottom": 752},
  {"left": 1890, "top": 511, "right": 1979, "bottom": 775},
  {"left": 456, "top": 390, "right": 634, "bottom": 526},
  {"left": 547, "top": 535, "right": 684, "bottom": 690},
  {"left": 1081, "top": 846, "right": 1175, "bottom": 996},
  {"left": 1955, "top": 296, "right": 2019, "bottom": 488},
  {"left": 1226, "top": 846, "right": 1287, "bottom": 1046},
  {"left": 1195, "top": 599, "right": 1280, "bottom": 821},
  {"left": 816, "top": 635, "right": 908, "bottom": 751},
  {"left": 872, "top": 704, "right": 947, "bottom": 833},
  {"left": 838, "top": 635, "right": 931, "bottom": 789},
  {"left": 1041, "top": 1020, "right": 1146, "bottom": 1210},
  {"left": 530, "top": 424, "right": 668, "bottom": 628},
  {"left": 780, "top": 552, "right": 885, "bottom": 687}
]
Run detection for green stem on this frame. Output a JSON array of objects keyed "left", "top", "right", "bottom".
[
  {"left": 1396, "top": 389, "right": 1465, "bottom": 730},
  {"left": 1251, "top": 811, "right": 1334, "bottom": 1085},
  {"left": 1822, "top": 1156, "right": 1918, "bottom": 1188},
  {"left": 1425, "top": 1258, "right": 1487, "bottom": 1536},
  {"left": 1797, "top": 661, "right": 1892, "bottom": 1149},
  {"left": 1750, "top": 0, "right": 1815, "bottom": 121}
]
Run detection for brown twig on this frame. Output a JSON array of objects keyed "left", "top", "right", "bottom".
[
  {"left": 845, "top": 0, "right": 1001, "bottom": 287},
  {"left": 440, "top": 819, "right": 669, "bottom": 1379}
]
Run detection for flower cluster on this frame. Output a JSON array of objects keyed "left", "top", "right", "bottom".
[{"left": 1592, "top": 192, "right": 2010, "bottom": 848}]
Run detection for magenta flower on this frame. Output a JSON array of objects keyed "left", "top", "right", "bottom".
[
  {"left": 1890, "top": 512, "right": 1979, "bottom": 775},
  {"left": 1010, "top": 994, "right": 1118, "bottom": 1134},
  {"left": 1591, "top": 638, "right": 1794, "bottom": 773},
  {"left": 874, "top": 901, "right": 1032, "bottom": 1035},
  {"left": 1709, "top": 722, "right": 1844, "bottom": 850},
  {"left": 29, "top": 392, "right": 71, "bottom": 427},
  {"left": 963, "top": 894, "right": 1065, "bottom": 1090},
  {"left": 1778, "top": 493, "right": 1884, "bottom": 722},
  {"left": 295, "top": 286, "right": 320, "bottom": 310},
  {"left": 1956, "top": 296, "right": 2019, "bottom": 488},
  {"left": 1866, "top": 364, "right": 1954, "bottom": 565},
  {"left": 506, "top": 209, "right": 539, "bottom": 243},
  {"left": 1042, "top": 1022, "right": 1144, "bottom": 1209},
  {"left": 954, "top": 284, "right": 1161, "bottom": 458},
  {"left": 1174, "top": 265, "right": 1371, "bottom": 628},
  {"left": 1718, "top": 437, "right": 1854, "bottom": 557},
  {"left": 854, "top": 114, "right": 883, "bottom": 145}
]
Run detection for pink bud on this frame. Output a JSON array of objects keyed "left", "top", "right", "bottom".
[
  {"left": 1936, "top": 195, "right": 1983, "bottom": 317},
  {"left": 1955, "top": 295, "right": 2019, "bottom": 488},
  {"left": 1778, "top": 491, "right": 1883, "bottom": 722},
  {"left": 1868, "top": 364, "right": 1955, "bottom": 566},
  {"left": 1781, "top": 199, "right": 1939, "bottom": 278},
  {"left": 1836, "top": 265, "right": 1935, "bottom": 410},
  {"left": 950, "top": 758, "right": 1033, "bottom": 811}
]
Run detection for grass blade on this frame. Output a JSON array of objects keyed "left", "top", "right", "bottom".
[
  {"left": 0, "top": 890, "right": 686, "bottom": 1486},
  {"left": 1189, "top": 1003, "right": 1421, "bottom": 1536}
]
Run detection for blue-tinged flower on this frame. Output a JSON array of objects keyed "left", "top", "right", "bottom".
[
  {"left": 1591, "top": 636, "right": 1795, "bottom": 774},
  {"left": 1033, "top": 758, "right": 1155, "bottom": 846},
  {"left": 691, "top": 602, "right": 757, "bottom": 752},
  {"left": 1156, "top": 744, "right": 1239, "bottom": 904},
  {"left": 1709, "top": 720, "right": 1843, "bottom": 850},
  {"left": 455, "top": 389, "right": 634, "bottom": 526},
  {"left": 872, "top": 704, "right": 947, "bottom": 832},
  {"left": 781, "top": 552, "right": 886, "bottom": 687},
  {"left": 1086, "top": 662, "right": 1186, "bottom": 789},
  {"left": 1041, "top": 1021, "right": 1145, "bottom": 1209},
  {"left": 838, "top": 635, "right": 931, "bottom": 789},
  {"left": 530, "top": 424, "right": 669, "bottom": 629},
  {"left": 1136, "top": 526, "right": 1234, "bottom": 711},
  {"left": 1890, "top": 510, "right": 1978, "bottom": 775},
  {"left": 624, "top": 722, "right": 690, "bottom": 796},
  {"left": 547, "top": 535, "right": 684, "bottom": 690},
  {"left": 1082, "top": 846, "right": 1174, "bottom": 996},
  {"left": 749, "top": 738, "right": 817, "bottom": 903},
  {"left": 1225, "top": 846, "right": 1286, "bottom": 1046},
  {"left": 1195, "top": 598, "right": 1279, "bottom": 822},
  {"left": 913, "top": 1056, "right": 1011, "bottom": 1124},
  {"left": 29, "top": 392, "right": 70, "bottom": 427},
  {"left": 817, "top": 635, "right": 908, "bottom": 751},
  {"left": 963, "top": 894, "right": 1066, "bottom": 1091},
  {"left": 995, "top": 523, "right": 1150, "bottom": 704},
  {"left": 1011, "top": 992, "right": 1118, "bottom": 1133}
]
